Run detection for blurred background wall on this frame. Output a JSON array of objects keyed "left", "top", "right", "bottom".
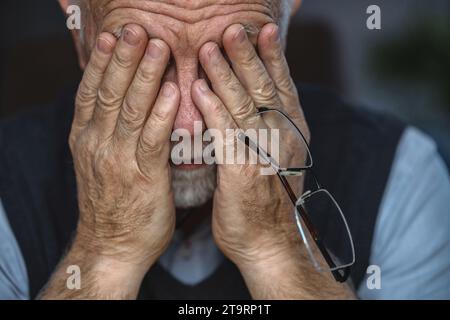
[
  {"left": 1, "top": 0, "right": 449, "bottom": 165},
  {"left": 293, "top": 0, "right": 450, "bottom": 166}
]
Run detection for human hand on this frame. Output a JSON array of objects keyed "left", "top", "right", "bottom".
[
  {"left": 191, "top": 23, "right": 309, "bottom": 267},
  {"left": 70, "top": 24, "right": 179, "bottom": 273}
]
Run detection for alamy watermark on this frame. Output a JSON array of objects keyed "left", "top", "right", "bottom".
[
  {"left": 66, "top": 265, "right": 81, "bottom": 290},
  {"left": 367, "top": 5, "right": 382, "bottom": 30},
  {"left": 66, "top": 5, "right": 81, "bottom": 30},
  {"left": 170, "top": 121, "right": 281, "bottom": 175},
  {"left": 366, "top": 265, "right": 382, "bottom": 290},
  {"left": 66, "top": 4, "right": 383, "bottom": 33}
]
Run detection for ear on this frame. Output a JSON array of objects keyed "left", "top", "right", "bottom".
[
  {"left": 58, "top": 0, "right": 88, "bottom": 70},
  {"left": 291, "top": 0, "right": 302, "bottom": 16}
]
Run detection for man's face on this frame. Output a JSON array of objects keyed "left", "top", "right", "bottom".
[{"left": 74, "top": 0, "right": 292, "bottom": 208}]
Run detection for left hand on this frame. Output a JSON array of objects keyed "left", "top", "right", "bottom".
[{"left": 191, "top": 23, "right": 310, "bottom": 267}]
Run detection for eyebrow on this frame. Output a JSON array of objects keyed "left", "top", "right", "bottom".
[
  {"left": 242, "top": 23, "right": 261, "bottom": 37},
  {"left": 111, "top": 23, "right": 261, "bottom": 40},
  {"left": 111, "top": 25, "right": 124, "bottom": 39}
]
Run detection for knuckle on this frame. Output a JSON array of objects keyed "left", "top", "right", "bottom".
[
  {"left": 270, "top": 46, "right": 285, "bottom": 63},
  {"left": 81, "top": 67, "right": 98, "bottom": 84},
  {"left": 211, "top": 66, "right": 243, "bottom": 99},
  {"left": 115, "top": 120, "right": 135, "bottom": 141},
  {"left": 115, "top": 108, "right": 142, "bottom": 140},
  {"left": 258, "top": 77, "right": 275, "bottom": 93},
  {"left": 113, "top": 51, "right": 134, "bottom": 70},
  {"left": 76, "top": 83, "right": 97, "bottom": 106},
  {"left": 209, "top": 99, "right": 227, "bottom": 118},
  {"left": 216, "top": 66, "right": 235, "bottom": 86},
  {"left": 150, "top": 108, "right": 170, "bottom": 125},
  {"left": 139, "top": 133, "right": 164, "bottom": 156},
  {"left": 234, "top": 98, "right": 255, "bottom": 121},
  {"left": 121, "top": 98, "right": 145, "bottom": 125},
  {"left": 226, "top": 79, "right": 243, "bottom": 95},
  {"left": 135, "top": 66, "right": 157, "bottom": 84},
  {"left": 273, "top": 69, "right": 294, "bottom": 90},
  {"left": 240, "top": 49, "right": 258, "bottom": 68},
  {"left": 277, "top": 75, "right": 294, "bottom": 92},
  {"left": 80, "top": 131, "right": 99, "bottom": 154},
  {"left": 68, "top": 132, "right": 78, "bottom": 153},
  {"left": 94, "top": 149, "right": 116, "bottom": 175},
  {"left": 115, "top": 124, "right": 133, "bottom": 141},
  {"left": 88, "top": 62, "right": 104, "bottom": 78},
  {"left": 97, "top": 86, "right": 122, "bottom": 109},
  {"left": 255, "top": 78, "right": 278, "bottom": 103},
  {"left": 72, "top": 131, "right": 99, "bottom": 165},
  {"left": 148, "top": 103, "right": 170, "bottom": 130}
]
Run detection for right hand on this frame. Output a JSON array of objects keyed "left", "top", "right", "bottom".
[{"left": 69, "top": 24, "right": 179, "bottom": 271}]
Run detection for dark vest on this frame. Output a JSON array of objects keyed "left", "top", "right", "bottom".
[{"left": 0, "top": 85, "right": 404, "bottom": 299}]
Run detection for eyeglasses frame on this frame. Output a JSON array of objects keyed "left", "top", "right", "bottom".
[{"left": 237, "top": 106, "right": 355, "bottom": 283}]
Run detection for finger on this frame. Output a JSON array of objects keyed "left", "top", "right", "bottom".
[
  {"left": 257, "top": 23, "right": 301, "bottom": 115},
  {"left": 198, "top": 42, "right": 258, "bottom": 130},
  {"left": 191, "top": 79, "right": 238, "bottom": 133},
  {"left": 192, "top": 79, "right": 245, "bottom": 166},
  {"left": 137, "top": 82, "right": 180, "bottom": 174},
  {"left": 222, "top": 24, "right": 281, "bottom": 109},
  {"left": 192, "top": 80, "right": 263, "bottom": 172},
  {"left": 73, "top": 33, "right": 116, "bottom": 136},
  {"left": 91, "top": 24, "right": 148, "bottom": 139},
  {"left": 114, "top": 39, "right": 171, "bottom": 147}
]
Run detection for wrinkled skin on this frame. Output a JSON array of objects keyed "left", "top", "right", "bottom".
[
  {"left": 69, "top": 28, "right": 179, "bottom": 268},
  {"left": 39, "top": 0, "right": 354, "bottom": 299},
  {"left": 66, "top": 0, "right": 305, "bottom": 271},
  {"left": 76, "top": 0, "right": 283, "bottom": 134},
  {"left": 190, "top": 23, "right": 310, "bottom": 265}
]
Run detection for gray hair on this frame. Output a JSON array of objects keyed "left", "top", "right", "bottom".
[{"left": 279, "top": 0, "right": 294, "bottom": 48}]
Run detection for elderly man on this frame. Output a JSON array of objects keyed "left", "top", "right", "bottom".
[{"left": 0, "top": 0, "right": 449, "bottom": 300}]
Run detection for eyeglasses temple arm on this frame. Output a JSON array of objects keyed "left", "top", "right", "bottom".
[
  {"left": 277, "top": 173, "right": 350, "bottom": 282},
  {"left": 240, "top": 127, "right": 350, "bottom": 282}
]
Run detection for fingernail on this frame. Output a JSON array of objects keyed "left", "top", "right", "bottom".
[
  {"left": 147, "top": 40, "right": 162, "bottom": 59},
  {"left": 234, "top": 26, "right": 247, "bottom": 43},
  {"left": 163, "top": 82, "right": 175, "bottom": 97},
  {"left": 123, "top": 27, "right": 140, "bottom": 46},
  {"left": 97, "top": 36, "right": 113, "bottom": 54},
  {"left": 270, "top": 24, "right": 280, "bottom": 42},
  {"left": 207, "top": 43, "right": 220, "bottom": 62},
  {"left": 198, "top": 80, "right": 209, "bottom": 92}
]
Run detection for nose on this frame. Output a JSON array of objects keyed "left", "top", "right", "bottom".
[{"left": 168, "top": 55, "right": 205, "bottom": 135}]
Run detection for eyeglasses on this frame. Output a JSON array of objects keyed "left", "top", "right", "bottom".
[{"left": 237, "top": 107, "right": 355, "bottom": 282}]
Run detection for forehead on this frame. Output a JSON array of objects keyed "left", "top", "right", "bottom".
[
  {"left": 85, "top": 0, "right": 282, "bottom": 51},
  {"left": 88, "top": 0, "right": 281, "bottom": 13},
  {"left": 86, "top": 0, "right": 282, "bottom": 27}
]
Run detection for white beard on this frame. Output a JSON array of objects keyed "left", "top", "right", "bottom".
[{"left": 171, "top": 165, "right": 217, "bottom": 209}]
